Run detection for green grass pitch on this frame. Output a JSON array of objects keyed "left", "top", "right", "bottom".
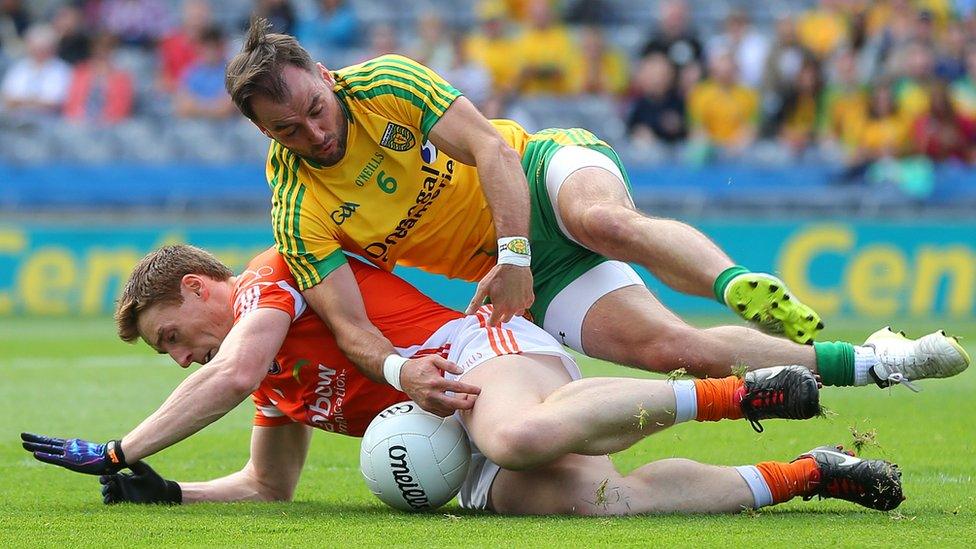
[{"left": 2, "top": 317, "right": 974, "bottom": 547}]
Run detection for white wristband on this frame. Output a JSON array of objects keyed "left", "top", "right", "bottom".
[
  {"left": 383, "top": 354, "right": 408, "bottom": 391},
  {"left": 497, "top": 236, "right": 531, "bottom": 267}
]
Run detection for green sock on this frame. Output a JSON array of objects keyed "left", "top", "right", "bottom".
[
  {"left": 713, "top": 265, "right": 751, "bottom": 304},
  {"left": 813, "top": 341, "right": 856, "bottom": 386}
]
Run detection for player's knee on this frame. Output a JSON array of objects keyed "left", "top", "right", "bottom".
[
  {"left": 576, "top": 203, "right": 638, "bottom": 246},
  {"left": 480, "top": 421, "right": 551, "bottom": 471}
]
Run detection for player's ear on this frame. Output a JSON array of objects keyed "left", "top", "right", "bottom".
[
  {"left": 180, "top": 274, "right": 209, "bottom": 300},
  {"left": 317, "top": 63, "right": 334, "bottom": 85}
]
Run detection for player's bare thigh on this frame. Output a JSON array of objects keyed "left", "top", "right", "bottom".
[
  {"left": 580, "top": 284, "right": 694, "bottom": 367},
  {"left": 540, "top": 147, "right": 691, "bottom": 362},
  {"left": 456, "top": 353, "right": 571, "bottom": 441},
  {"left": 488, "top": 454, "right": 625, "bottom": 515}
]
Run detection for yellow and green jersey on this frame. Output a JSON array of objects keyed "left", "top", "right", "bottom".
[{"left": 268, "top": 54, "right": 533, "bottom": 290}]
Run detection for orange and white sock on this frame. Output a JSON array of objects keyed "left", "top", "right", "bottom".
[
  {"left": 670, "top": 376, "right": 746, "bottom": 425},
  {"left": 735, "top": 459, "right": 821, "bottom": 508}
]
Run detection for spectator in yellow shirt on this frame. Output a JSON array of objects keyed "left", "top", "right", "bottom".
[
  {"left": 849, "top": 82, "right": 909, "bottom": 163},
  {"left": 510, "top": 0, "right": 580, "bottom": 95},
  {"left": 820, "top": 48, "right": 869, "bottom": 151},
  {"left": 688, "top": 50, "right": 759, "bottom": 152},
  {"left": 796, "top": 0, "right": 849, "bottom": 60},
  {"left": 950, "top": 47, "right": 976, "bottom": 119},
  {"left": 574, "top": 25, "right": 628, "bottom": 96},
  {"left": 776, "top": 56, "right": 824, "bottom": 155},
  {"left": 465, "top": 1, "right": 518, "bottom": 95},
  {"left": 893, "top": 41, "right": 936, "bottom": 123}
]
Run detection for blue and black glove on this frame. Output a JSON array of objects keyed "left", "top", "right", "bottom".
[
  {"left": 21, "top": 432, "right": 127, "bottom": 475},
  {"left": 100, "top": 461, "right": 182, "bottom": 505}
]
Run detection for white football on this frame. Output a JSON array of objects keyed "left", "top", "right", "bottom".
[{"left": 360, "top": 401, "right": 471, "bottom": 512}]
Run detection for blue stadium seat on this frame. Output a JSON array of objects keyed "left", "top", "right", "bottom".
[
  {"left": 231, "top": 117, "right": 272, "bottom": 159},
  {"left": 509, "top": 96, "right": 626, "bottom": 146},
  {"left": 115, "top": 119, "right": 177, "bottom": 163},
  {"left": 50, "top": 123, "right": 120, "bottom": 164},
  {"left": 164, "top": 119, "right": 239, "bottom": 163}
]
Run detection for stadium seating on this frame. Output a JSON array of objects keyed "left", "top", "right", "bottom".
[{"left": 2, "top": 0, "right": 974, "bottom": 216}]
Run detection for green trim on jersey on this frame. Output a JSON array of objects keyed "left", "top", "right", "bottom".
[
  {"left": 522, "top": 129, "right": 633, "bottom": 326},
  {"left": 334, "top": 54, "right": 461, "bottom": 140},
  {"left": 307, "top": 248, "right": 349, "bottom": 284},
  {"left": 270, "top": 143, "right": 322, "bottom": 290}
]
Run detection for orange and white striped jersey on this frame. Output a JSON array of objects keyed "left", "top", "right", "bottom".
[
  {"left": 236, "top": 248, "right": 461, "bottom": 436},
  {"left": 236, "top": 249, "right": 578, "bottom": 437}
]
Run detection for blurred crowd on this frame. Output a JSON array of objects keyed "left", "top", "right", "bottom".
[{"left": 4, "top": 0, "right": 976, "bottom": 178}]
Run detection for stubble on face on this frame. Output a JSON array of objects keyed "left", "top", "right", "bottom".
[{"left": 254, "top": 65, "right": 350, "bottom": 167}]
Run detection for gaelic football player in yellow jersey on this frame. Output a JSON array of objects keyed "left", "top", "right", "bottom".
[{"left": 222, "top": 20, "right": 969, "bottom": 414}]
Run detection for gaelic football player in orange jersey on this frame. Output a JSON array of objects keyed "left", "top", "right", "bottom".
[
  {"left": 216, "top": 20, "right": 967, "bottom": 418},
  {"left": 24, "top": 245, "right": 902, "bottom": 514}
]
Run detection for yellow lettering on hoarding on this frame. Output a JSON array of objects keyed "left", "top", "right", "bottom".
[
  {"left": 0, "top": 228, "right": 27, "bottom": 314},
  {"left": 18, "top": 248, "right": 76, "bottom": 315},
  {"left": 778, "top": 225, "right": 852, "bottom": 316},
  {"left": 845, "top": 246, "right": 906, "bottom": 316},
  {"left": 80, "top": 249, "right": 142, "bottom": 315},
  {"left": 911, "top": 247, "right": 976, "bottom": 317}
]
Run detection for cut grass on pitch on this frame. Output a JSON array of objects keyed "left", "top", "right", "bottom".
[{"left": 1, "top": 318, "right": 974, "bottom": 547}]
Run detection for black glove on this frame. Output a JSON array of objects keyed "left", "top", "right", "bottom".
[
  {"left": 21, "top": 432, "right": 126, "bottom": 475},
  {"left": 100, "top": 461, "right": 182, "bottom": 505}
]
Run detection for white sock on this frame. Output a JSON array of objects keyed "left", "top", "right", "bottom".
[
  {"left": 853, "top": 345, "right": 878, "bottom": 386},
  {"left": 671, "top": 380, "right": 697, "bottom": 425},
  {"left": 735, "top": 465, "right": 774, "bottom": 509}
]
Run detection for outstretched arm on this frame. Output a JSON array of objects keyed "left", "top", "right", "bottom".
[
  {"left": 21, "top": 307, "right": 294, "bottom": 476},
  {"left": 119, "top": 308, "right": 292, "bottom": 463}
]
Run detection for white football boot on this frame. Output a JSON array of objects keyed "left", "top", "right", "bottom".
[{"left": 865, "top": 327, "right": 971, "bottom": 391}]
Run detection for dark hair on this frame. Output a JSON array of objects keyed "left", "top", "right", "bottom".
[
  {"left": 115, "top": 245, "right": 232, "bottom": 343},
  {"left": 224, "top": 17, "right": 317, "bottom": 121}
]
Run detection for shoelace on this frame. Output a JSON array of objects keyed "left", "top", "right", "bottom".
[
  {"left": 869, "top": 342, "right": 923, "bottom": 392},
  {"left": 744, "top": 390, "right": 786, "bottom": 433},
  {"left": 802, "top": 447, "right": 855, "bottom": 502},
  {"left": 884, "top": 372, "right": 921, "bottom": 393}
]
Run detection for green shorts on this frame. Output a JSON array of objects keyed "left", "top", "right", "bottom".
[{"left": 520, "top": 128, "right": 634, "bottom": 326}]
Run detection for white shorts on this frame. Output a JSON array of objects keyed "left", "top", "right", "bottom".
[
  {"left": 541, "top": 145, "right": 646, "bottom": 354},
  {"left": 396, "top": 307, "right": 580, "bottom": 510},
  {"left": 542, "top": 260, "right": 645, "bottom": 353},
  {"left": 544, "top": 144, "right": 633, "bottom": 246}
]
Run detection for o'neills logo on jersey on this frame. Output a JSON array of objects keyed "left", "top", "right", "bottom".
[
  {"left": 380, "top": 122, "right": 416, "bottom": 152},
  {"left": 355, "top": 152, "right": 385, "bottom": 187},
  {"left": 364, "top": 160, "right": 454, "bottom": 262},
  {"left": 388, "top": 445, "right": 430, "bottom": 510}
]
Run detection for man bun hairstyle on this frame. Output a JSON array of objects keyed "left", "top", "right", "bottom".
[
  {"left": 115, "top": 245, "right": 233, "bottom": 343},
  {"left": 225, "top": 17, "right": 317, "bottom": 121}
]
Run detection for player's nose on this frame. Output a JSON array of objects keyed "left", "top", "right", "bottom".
[
  {"left": 169, "top": 349, "right": 192, "bottom": 369},
  {"left": 307, "top": 122, "right": 325, "bottom": 143}
]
